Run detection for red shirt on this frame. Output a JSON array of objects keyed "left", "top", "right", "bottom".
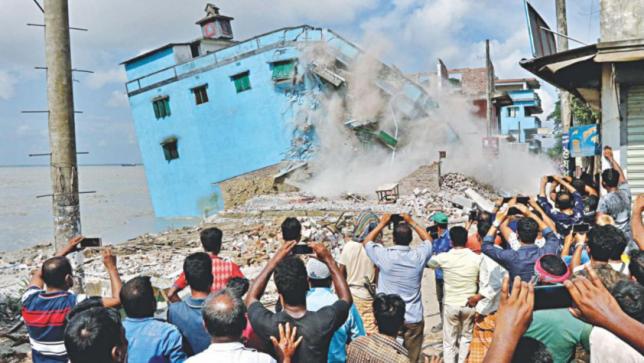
[{"left": 173, "top": 255, "right": 245, "bottom": 292}]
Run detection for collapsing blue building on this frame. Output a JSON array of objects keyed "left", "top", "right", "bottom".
[{"left": 122, "top": 4, "right": 436, "bottom": 217}]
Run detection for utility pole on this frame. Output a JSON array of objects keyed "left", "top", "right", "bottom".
[
  {"left": 44, "top": 0, "right": 81, "bottom": 250},
  {"left": 485, "top": 39, "right": 495, "bottom": 137},
  {"left": 556, "top": 0, "right": 572, "bottom": 175}
]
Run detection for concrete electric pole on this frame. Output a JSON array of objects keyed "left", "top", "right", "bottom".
[
  {"left": 485, "top": 39, "right": 495, "bottom": 137},
  {"left": 556, "top": 0, "right": 572, "bottom": 174},
  {"left": 44, "top": 0, "right": 81, "bottom": 251}
]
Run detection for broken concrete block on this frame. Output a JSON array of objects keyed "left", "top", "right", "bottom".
[
  {"left": 448, "top": 195, "right": 474, "bottom": 210},
  {"left": 465, "top": 188, "right": 495, "bottom": 212}
]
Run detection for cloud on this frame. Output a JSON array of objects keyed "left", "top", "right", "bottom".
[
  {"left": 107, "top": 90, "right": 129, "bottom": 108},
  {"left": 86, "top": 68, "right": 127, "bottom": 90},
  {"left": 536, "top": 87, "right": 556, "bottom": 121},
  {"left": 0, "top": 71, "right": 17, "bottom": 100}
]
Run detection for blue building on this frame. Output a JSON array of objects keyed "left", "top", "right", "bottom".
[
  {"left": 496, "top": 78, "right": 543, "bottom": 143},
  {"left": 122, "top": 4, "right": 434, "bottom": 217}
]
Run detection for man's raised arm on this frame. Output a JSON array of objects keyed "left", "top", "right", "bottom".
[
  {"left": 633, "top": 195, "right": 644, "bottom": 249},
  {"left": 362, "top": 214, "right": 390, "bottom": 246},
  {"left": 100, "top": 248, "right": 122, "bottom": 308},
  {"left": 401, "top": 213, "right": 431, "bottom": 242},
  {"left": 245, "top": 241, "right": 296, "bottom": 306}
]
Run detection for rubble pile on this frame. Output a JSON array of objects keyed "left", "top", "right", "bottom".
[{"left": 0, "top": 172, "right": 497, "bottom": 361}]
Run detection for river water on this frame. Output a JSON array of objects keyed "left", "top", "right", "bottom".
[{"left": 0, "top": 165, "right": 198, "bottom": 252}]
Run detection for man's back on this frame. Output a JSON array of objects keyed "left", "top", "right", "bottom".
[
  {"left": 123, "top": 316, "right": 187, "bottom": 363},
  {"left": 185, "top": 342, "right": 275, "bottom": 363},
  {"left": 21, "top": 287, "right": 82, "bottom": 362},
  {"left": 168, "top": 297, "right": 210, "bottom": 355},
  {"left": 364, "top": 241, "right": 432, "bottom": 323},
  {"left": 247, "top": 300, "right": 350, "bottom": 363},
  {"left": 429, "top": 248, "right": 482, "bottom": 306},
  {"left": 306, "top": 287, "right": 365, "bottom": 363},
  {"left": 524, "top": 309, "right": 592, "bottom": 363},
  {"left": 347, "top": 333, "right": 410, "bottom": 363},
  {"left": 338, "top": 241, "right": 375, "bottom": 300},
  {"left": 598, "top": 183, "right": 632, "bottom": 236}
]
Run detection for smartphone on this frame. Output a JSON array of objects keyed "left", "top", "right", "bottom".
[
  {"left": 502, "top": 197, "right": 512, "bottom": 203},
  {"left": 534, "top": 284, "right": 573, "bottom": 310},
  {"left": 80, "top": 237, "right": 102, "bottom": 249},
  {"left": 292, "top": 244, "right": 313, "bottom": 255},
  {"left": 516, "top": 196, "right": 530, "bottom": 205},
  {"left": 573, "top": 223, "right": 590, "bottom": 233},
  {"left": 508, "top": 207, "right": 522, "bottom": 216},
  {"left": 547, "top": 176, "right": 555, "bottom": 183},
  {"left": 426, "top": 225, "right": 439, "bottom": 240}
]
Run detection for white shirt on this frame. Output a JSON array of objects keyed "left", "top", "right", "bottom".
[
  {"left": 589, "top": 327, "right": 644, "bottom": 363},
  {"left": 475, "top": 254, "right": 507, "bottom": 315},
  {"left": 186, "top": 342, "right": 276, "bottom": 363}
]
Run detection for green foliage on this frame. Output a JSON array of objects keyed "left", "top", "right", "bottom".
[{"left": 548, "top": 96, "right": 599, "bottom": 125}]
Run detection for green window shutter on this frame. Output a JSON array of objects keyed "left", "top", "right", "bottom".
[
  {"left": 232, "top": 73, "right": 251, "bottom": 93},
  {"left": 153, "top": 101, "right": 161, "bottom": 119},
  {"left": 164, "top": 99, "right": 171, "bottom": 117},
  {"left": 272, "top": 61, "right": 294, "bottom": 80}
]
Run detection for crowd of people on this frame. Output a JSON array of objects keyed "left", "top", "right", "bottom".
[{"left": 20, "top": 146, "right": 644, "bottom": 363}]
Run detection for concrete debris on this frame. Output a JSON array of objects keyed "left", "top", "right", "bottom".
[{"left": 0, "top": 172, "right": 497, "bottom": 360}]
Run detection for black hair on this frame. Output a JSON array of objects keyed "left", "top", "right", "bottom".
[
  {"left": 609, "top": 234, "right": 627, "bottom": 260},
  {"left": 200, "top": 227, "right": 223, "bottom": 254},
  {"left": 119, "top": 276, "right": 156, "bottom": 318},
  {"left": 477, "top": 221, "right": 492, "bottom": 240},
  {"left": 274, "top": 256, "right": 308, "bottom": 306},
  {"left": 42, "top": 256, "right": 72, "bottom": 289},
  {"left": 449, "top": 226, "right": 468, "bottom": 247},
  {"left": 281, "top": 217, "right": 302, "bottom": 242},
  {"left": 437, "top": 223, "right": 448, "bottom": 230},
  {"left": 611, "top": 280, "right": 644, "bottom": 323},
  {"left": 202, "top": 288, "right": 247, "bottom": 338},
  {"left": 66, "top": 297, "right": 104, "bottom": 324},
  {"left": 393, "top": 223, "right": 413, "bottom": 246},
  {"left": 587, "top": 225, "right": 627, "bottom": 262},
  {"left": 477, "top": 211, "right": 493, "bottom": 223},
  {"left": 517, "top": 217, "right": 539, "bottom": 244},
  {"left": 373, "top": 293, "right": 406, "bottom": 336},
  {"left": 226, "top": 277, "right": 250, "bottom": 299},
  {"left": 571, "top": 178, "right": 586, "bottom": 194},
  {"left": 602, "top": 168, "right": 620, "bottom": 188},
  {"left": 512, "top": 337, "right": 553, "bottom": 363},
  {"left": 556, "top": 191, "right": 572, "bottom": 210},
  {"left": 309, "top": 277, "right": 332, "bottom": 288},
  {"left": 629, "top": 250, "right": 644, "bottom": 286},
  {"left": 64, "top": 307, "right": 124, "bottom": 363},
  {"left": 184, "top": 252, "right": 213, "bottom": 293},
  {"left": 539, "top": 255, "right": 568, "bottom": 276}
]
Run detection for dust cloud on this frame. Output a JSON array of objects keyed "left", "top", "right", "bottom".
[{"left": 287, "top": 43, "right": 557, "bottom": 197}]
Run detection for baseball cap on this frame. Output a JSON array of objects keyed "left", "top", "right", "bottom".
[
  {"left": 430, "top": 212, "right": 449, "bottom": 224},
  {"left": 306, "top": 258, "right": 331, "bottom": 280}
]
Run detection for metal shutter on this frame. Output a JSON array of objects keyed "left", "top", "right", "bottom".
[{"left": 627, "top": 85, "right": 644, "bottom": 197}]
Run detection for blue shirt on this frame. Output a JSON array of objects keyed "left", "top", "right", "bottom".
[
  {"left": 123, "top": 317, "right": 188, "bottom": 363},
  {"left": 432, "top": 231, "right": 452, "bottom": 280},
  {"left": 306, "top": 287, "right": 365, "bottom": 363},
  {"left": 537, "top": 193, "right": 584, "bottom": 236},
  {"left": 365, "top": 241, "right": 433, "bottom": 323},
  {"left": 482, "top": 227, "right": 560, "bottom": 282},
  {"left": 168, "top": 296, "right": 210, "bottom": 355}
]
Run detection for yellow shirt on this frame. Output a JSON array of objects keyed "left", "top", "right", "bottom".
[{"left": 427, "top": 248, "right": 482, "bottom": 306}]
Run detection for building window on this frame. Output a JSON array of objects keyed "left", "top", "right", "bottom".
[
  {"left": 271, "top": 60, "right": 296, "bottom": 81},
  {"left": 231, "top": 72, "right": 251, "bottom": 93},
  {"left": 161, "top": 137, "right": 179, "bottom": 161},
  {"left": 152, "top": 97, "right": 171, "bottom": 119},
  {"left": 192, "top": 85, "right": 209, "bottom": 105},
  {"left": 506, "top": 107, "right": 520, "bottom": 118}
]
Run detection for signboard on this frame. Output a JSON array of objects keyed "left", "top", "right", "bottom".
[
  {"left": 561, "top": 131, "right": 570, "bottom": 175},
  {"left": 524, "top": 1, "right": 557, "bottom": 58},
  {"left": 569, "top": 124, "right": 600, "bottom": 157}
]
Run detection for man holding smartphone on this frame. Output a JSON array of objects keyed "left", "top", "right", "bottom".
[{"left": 362, "top": 213, "right": 432, "bottom": 363}]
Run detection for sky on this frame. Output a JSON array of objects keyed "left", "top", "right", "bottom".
[{"left": 0, "top": 0, "right": 600, "bottom": 166}]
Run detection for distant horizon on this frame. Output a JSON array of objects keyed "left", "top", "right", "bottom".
[{"left": 0, "top": 163, "right": 142, "bottom": 168}]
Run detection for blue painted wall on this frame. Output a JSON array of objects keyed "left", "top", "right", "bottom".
[
  {"left": 499, "top": 89, "right": 542, "bottom": 143},
  {"left": 124, "top": 26, "right": 431, "bottom": 217}
]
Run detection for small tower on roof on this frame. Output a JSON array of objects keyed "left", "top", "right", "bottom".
[{"left": 196, "top": 4, "right": 234, "bottom": 40}]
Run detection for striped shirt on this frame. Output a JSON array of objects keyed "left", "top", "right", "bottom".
[
  {"left": 173, "top": 255, "right": 244, "bottom": 292},
  {"left": 21, "top": 286, "right": 86, "bottom": 362}
]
